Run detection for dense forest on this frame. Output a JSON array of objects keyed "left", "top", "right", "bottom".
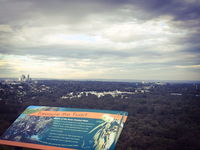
[{"left": 0, "top": 80, "right": 200, "bottom": 150}]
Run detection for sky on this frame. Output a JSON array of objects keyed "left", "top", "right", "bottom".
[{"left": 0, "top": 0, "right": 200, "bottom": 81}]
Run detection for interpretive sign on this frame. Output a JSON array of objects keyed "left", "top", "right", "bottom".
[{"left": 0, "top": 106, "right": 128, "bottom": 150}]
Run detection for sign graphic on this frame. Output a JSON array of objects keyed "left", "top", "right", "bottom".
[{"left": 0, "top": 106, "right": 128, "bottom": 150}]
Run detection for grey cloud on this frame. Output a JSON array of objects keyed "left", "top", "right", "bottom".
[
  {"left": 0, "top": 0, "right": 33, "bottom": 24},
  {"left": 0, "top": 44, "right": 162, "bottom": 59},
  {"left": 1, "top": 0, "right": 200, "bottom": 23},
  {"left": 1, "top": 0, "right": 199, "bottom": 38},
  {"left": 0, "top": 0, "right": 199, "bottom": 80},
  {"left": 122, "top": 0, "right": 200, "bottom": 21},
  {"left": 177, "top": 33, "right": 200, "bottom": 45},
  {"left": 0, "top": 0, "right": 125, "bottom": 25},
  {"left": 2, "top": 44, "right": 199, "bottom": 69}
]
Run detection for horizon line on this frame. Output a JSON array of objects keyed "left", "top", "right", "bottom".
[{"left": 0, "top": 77, "right": 200, "bottom": 83}]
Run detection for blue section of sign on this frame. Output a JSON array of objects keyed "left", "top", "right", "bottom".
[{"left": 0, "top": 106, "right": 128, "bottom": 150}]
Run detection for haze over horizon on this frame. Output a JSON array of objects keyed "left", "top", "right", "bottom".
[{"left": 0, "top": 0, "right": 200, "bottom": 80}]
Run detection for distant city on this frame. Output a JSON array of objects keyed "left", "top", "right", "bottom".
[
  {"left": 1, "top": 74, "right": 199, "bottom": 104},
  {"left": 0, "top": 75, "right": 200, "bottom": 150},
  {"left": 18, "top": 74, "right": 32, "bottom": 82}
]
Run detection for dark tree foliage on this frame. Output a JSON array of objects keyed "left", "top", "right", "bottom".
[{"left": 0, "top": 80, "right": 200, "bottom": 150}]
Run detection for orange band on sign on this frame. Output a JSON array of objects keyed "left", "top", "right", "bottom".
[
  {"left": 29, "top": 111, "right": 127, "bottom": 122},
  {"left": 0, "top": 140, "right": 76, "bottom": 150}
]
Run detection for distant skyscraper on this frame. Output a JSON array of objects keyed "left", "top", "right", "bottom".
[{"left": 19, "top": 74, "right": 31, "bottom": 82}]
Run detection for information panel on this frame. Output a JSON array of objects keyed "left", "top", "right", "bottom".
[{"left": 0, "top": 106, "right": 128, "bottom": 150}]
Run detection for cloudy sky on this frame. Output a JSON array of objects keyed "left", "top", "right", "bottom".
[{"left": 0, "top": 0, "right": 200, "bottom": 80}]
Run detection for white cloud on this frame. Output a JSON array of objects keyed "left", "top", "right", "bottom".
[
  {"left": 175, "top": 65, "right": 200, "bottom": 69},
  {"left": 0, "top": 0, "right": 199, "bottom": 80},
  {"left": 0, "top": 24, "right": 12, "bottom": 32}
]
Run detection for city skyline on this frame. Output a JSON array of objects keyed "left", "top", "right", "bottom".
[{"left": 0, "top": 0, "right": 200, "bottom": 80}]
